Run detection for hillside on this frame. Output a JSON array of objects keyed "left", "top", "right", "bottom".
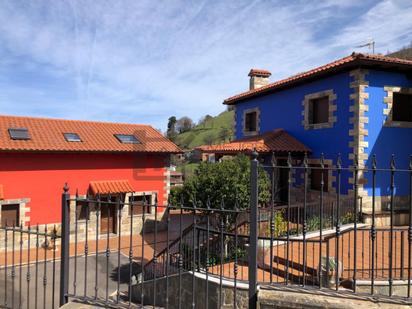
[
  {"left": 175, "top": 110, "right": 234, "bottom": 149},
  {"left": 387, "top": 45, "right": 412, "bottom": 60}
]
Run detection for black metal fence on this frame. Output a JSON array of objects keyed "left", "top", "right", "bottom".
[
  {"left": 1, "top": 152, "right": 412, "bottom": 308},
  {"left": 0, "top": 224, "right": 61, "bottom": 309}
]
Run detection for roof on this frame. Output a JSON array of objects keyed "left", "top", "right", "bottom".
[
  {"left": 225, "top": 53, "right": 412, "bottom": 105},
  {"left": 0, "top": 185, "right": 3, "bottom": 200},
  {"left": 89, "top": 180, "right": 134, "bottom": 195},
  {"left": 248, "top": 69, "right": 271, "bottom": 77},
  {"left": 196, "top": 129, "right": 311, "bottom": 154},
  {"left": 0, "top": 115, "right": 182, "bottom": 153}
]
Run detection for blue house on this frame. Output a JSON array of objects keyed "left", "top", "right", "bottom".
[{"left": 199, "top": 53, "right": 412, "bottom": 218}]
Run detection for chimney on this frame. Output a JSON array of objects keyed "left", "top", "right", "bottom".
[{"left": 248, "top": 69, "right": 271, "bottom": 90}]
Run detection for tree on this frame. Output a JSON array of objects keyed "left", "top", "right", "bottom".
[
  {"left": 169, "top": 154, "right": 270, "bottom": 210},
  {"left": 198, "top": 114, "right": 213, "bottom": 127},
  {"left": 167, "top": 116, "right": 177, "bottom": 141},
  {"left": 218, "top": 127, "right": 232, "bottom": 142},
  {"left": 180, "top": 132, "right": 196, "bottom": 149},
  {"left": 203, "top": 132, "right": 216, "bottom": 145},
  {"left": 176, "top": 116, "right": 195, "bottom": 133}
]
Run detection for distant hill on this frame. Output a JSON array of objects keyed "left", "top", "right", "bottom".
[
  {"left": 175, "top": 110, "right": 234, "bottom": 149},
  {"left": 387, "top": 45, "right": 412, "bottom": 60}
]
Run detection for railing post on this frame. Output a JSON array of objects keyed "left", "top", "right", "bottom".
[
  {"left": 59, "top": 183, "right": 70, "bottom": 306},
  {"left": 249, "top": 150, "right": 259, "bottom": 309}
]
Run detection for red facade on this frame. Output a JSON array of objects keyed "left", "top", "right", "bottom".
[
  {"left": 0, "top": 115, "right": 181, "bottom": 226},
  {"left": 0, "top": 152, "right": 169, "bottom": 225}
]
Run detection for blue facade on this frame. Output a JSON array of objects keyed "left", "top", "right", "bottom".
[
  {"left": 233, "top": 68, "right": 412, "bottom": 198},
  {"left": 363, "top": 69, "right": 412, "bottom": 197}
]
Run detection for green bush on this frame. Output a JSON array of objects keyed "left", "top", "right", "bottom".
[{"left": 169, "top": 154, "right": 270, "bottom": 210}]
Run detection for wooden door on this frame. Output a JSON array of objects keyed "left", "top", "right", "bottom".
[
  {"left": 100, "top": 197, "right": 117, "bottom": 234},
  {"left": 1, "top": 204, "right": 19, "bottom": 227},
  {"left": 278, "top": 159, "right": 289, "bottom": 203}
]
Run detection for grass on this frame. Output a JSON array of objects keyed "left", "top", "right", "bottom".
[
  {"left": 176, "top": 162, "right": 199, "bottom": 179},
  {"left": 175, "top": 110, "right": 234, "bottom": 149}
]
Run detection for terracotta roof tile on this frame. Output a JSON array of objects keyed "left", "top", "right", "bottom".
[
  {"left": 0, "top": 185, "right": 3, "bottom": 200},
  {"left": 248, "top": 69, "right": 271, "bottom": 77},
  {"left": 196, "top": 129, "right": 311, "bottom": 154},
  {"left": 225, "top": 53, "right": 412, "bottom": 104},
  {"left": 89, "top": 179, "right": 134, "bottom": 195},
  {"left": 0, "top": 115, "right": 182, "bottom": 153}
]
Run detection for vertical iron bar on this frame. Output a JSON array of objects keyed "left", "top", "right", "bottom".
[
  {"left": 234, "top": 211, "right": 239, "bottom": 308},
  {"left": 26, "top": 225, "right": 31, "bottom": 309},
  {"left": 303, "top": 153, "right": 308, "bottom": 287},
  {"left": 248, "top": 150, "right": 259, "bottom": 309},
  {"left": 141, "top": 194, "right": 146, "bottom": 306},
  {"left": 105, "top": 203, "right": 110, "bottom": 305},
  {"left": 408, "top": 155, "right": 412, "bottom": 297},
  {"left": 191, "top": 200, "right": 196, "bottom": 309},
  {"left": 153, "top": 196, "right": 158, "bottom": 309},
  {"left": 4, "top": 222, "right": 8, "bottom": 309},
  {"left": 219, "top": 201, "right": 224, "bottom": 308},
  {"left": 35, "top": 225, "right": 39, "bottom": 309},
  {"left": 117, "top": 197, "right": 121, "bottom": 303},
  {"left": 353, "top": 154, "right": 359, "bottom": 292},
  {"left": 178, "top": 200, "right": 183, "bottom": 309},
  {"left": 19, "top": 222, "right": 23, "bottom": 309},
  {"left": 84, "top": 197, "right": 89, "bottom": 298},
  {"left": 319, "top": 154, "right": 324, "bottom": 288},
  {"left": 335, "top": 154, "right": 342, "bottom": 291},
  {"left": 389, "top": 155, "right": 395, "bottom": 296},
  {"left": 401, "top": 231, "right": 405, "bottom": 279},
  {"left": 59, "top": 184, "right": 70, "bottom": 306},
  {"left": 285, "top": 153, "right": 292, "bottom": 285},
  {"left": 12, "top": 224, "right": 15, "bottom": 309},
  {"left": 95, "top": 193, "right": 101, "bottom": 300},
  {"left": 371, "top": 155, "right": 376, "bottom": 294},
  {"left": 205, "top": 200, "right": 210, "bottom": 309},
  {"left": 73, "top": 191, "right": 78, "bottom": 296},
  {"left": 165, "top": 206, "right": 170, "bottom": 309},
  {"left": 270, "top": 152, "right": 276, "bottom": 283},
  {"left": 197, "top": 229, "right": 200, "bottom": 272},
  {"left": 128, "top": 193, "right": 134, "bottom": 306},
  {"left": 42, "top": 225, "right": 47, "bottom": 309},
  {"left": 52, "top": 225, "right": 57, "bottom": 309}
]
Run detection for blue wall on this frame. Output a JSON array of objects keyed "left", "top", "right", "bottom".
[
  {"left": 235, "top": 72, "right": 352, "bottom": 161},
  {"left": 364, "top": 69, "right": 412, "bottom": 197},
  {"left": 235, "top": 72, "right": 353, "bottom": 192},
  {"left": 234, "top": 69, "right": 412, "bottom": 197}
]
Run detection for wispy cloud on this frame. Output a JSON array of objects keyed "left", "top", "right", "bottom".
[{"left": 0, "top": 0, "right": 411, "bottom": 130}]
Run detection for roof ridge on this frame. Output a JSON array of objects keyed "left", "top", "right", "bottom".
[
  {"left": 0, "top": 114, "right": 151, "bottom": 128},
  {"left": 224, "top": 52, "right": 412, "bottom": 104}
]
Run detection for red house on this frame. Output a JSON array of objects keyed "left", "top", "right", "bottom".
[{"left": 0, "top": 115, "right": 181, "bottom": 234}]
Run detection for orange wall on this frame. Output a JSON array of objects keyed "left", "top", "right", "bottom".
[{"left": 0, "top": 152, "right": 168, "bottom": 225}]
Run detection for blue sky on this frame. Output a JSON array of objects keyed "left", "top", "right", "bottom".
[{"left": 0, "top": 0, "right": 411, "bottom": 131}]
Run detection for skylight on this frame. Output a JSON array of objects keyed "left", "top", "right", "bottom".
[
  {"left": 114, "top": 134, "right": 140, "bottom": 144},
  {"left": 8, "top": 128, "right": 30, "bottom": 140},
  {"left": 64, "top": 133, "right": 82, "bottom": 142}
]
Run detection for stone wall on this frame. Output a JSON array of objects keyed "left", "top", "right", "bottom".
[
  {"left": 131, "top": 272, "right": 249, "bottom": 309},
  {"left": 258, "top": 286, "right": 412, "bottom": 309},
  {"left": 0, "top": 194, "right": 166, "bottom": 250}
]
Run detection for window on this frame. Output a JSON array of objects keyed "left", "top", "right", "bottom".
[
  {"left": 310, "top": 164, "right": 328, "bottom": 191},
  {"left": 114, "top": 134, "right": 140, "bottom": 144},
  {"left": 129, "top": 195, "right": 152, "bottom": 215},
  {"left": 8, "top": 128, "right": 30, "bottom": 140},
  {"left": 309, "top": 96, "right": 329, "bottom": 124},
  {"left": 75, "top": 201, "right": 90, "bottom": 221},
  {"left": 245, "top": 111, "right": 257, "bottom": 132},
  {"left": 303, "top": 90, "right": 336, "bottom": 130},
  {"left": 1, "top": 204, "right": 19, "bottom": 227},
  {"left": 392, "top": 92, "right": 412, "bottom": 122},
  {"left": 64, "top": 133, "right": 82, "bottom": 142}
]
